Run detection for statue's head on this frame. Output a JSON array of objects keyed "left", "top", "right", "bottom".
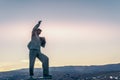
[{"left": 37, "top": 28, "right": 42, "bottom": 35}]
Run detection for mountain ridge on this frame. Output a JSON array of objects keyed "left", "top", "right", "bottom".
[
  {"left": 1, "top": 63, "right": 120, "bottom": 73},
  {"left": 1, "top": 63, "right": 120, "bottom": 80}
]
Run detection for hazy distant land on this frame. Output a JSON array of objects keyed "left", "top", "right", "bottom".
[{"left": 1, "top": 63, "right": 120, "bottom": 80}]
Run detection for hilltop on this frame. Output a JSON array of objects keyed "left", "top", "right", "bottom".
[{"left": 1, "top": 63, "right": 120, "bottom": 80}]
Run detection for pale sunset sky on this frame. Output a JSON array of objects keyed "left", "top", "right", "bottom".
[{"left": 0, "top": 0, "right": 120, "bottom": 71}]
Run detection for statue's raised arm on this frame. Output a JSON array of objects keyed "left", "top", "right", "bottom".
[{"left": 32, "top": 20, "right": 42, "bottom": 31}]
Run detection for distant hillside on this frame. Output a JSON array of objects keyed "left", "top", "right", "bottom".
[
  {"left": 1, "top": 63, "right": 120, "bottom": 80},
  {"left": 50, "top": 63, "right": 120, "bottom": 73}
]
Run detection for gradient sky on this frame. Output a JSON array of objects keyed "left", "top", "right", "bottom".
[{"left": 0, "top": 0, "right": 120, "bottom": 71}]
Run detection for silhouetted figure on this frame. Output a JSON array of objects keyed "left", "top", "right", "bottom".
[{"left": 27, "top": 21, "right": 52, "bottom": 79}]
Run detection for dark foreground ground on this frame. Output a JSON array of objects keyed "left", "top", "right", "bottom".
[
  {"left": 1, "top": 64, "right": 120, "bottom": 80},
  {"left": 1, "top": 69, "right": 120, "bottom": 80}
]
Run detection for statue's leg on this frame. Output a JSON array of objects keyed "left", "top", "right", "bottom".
[
  {"left": 29, "top": 50, "right": 37, "bottom": 76},
  {"left": 37, "top": 52, "right": 49, "bottom": 76}
]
